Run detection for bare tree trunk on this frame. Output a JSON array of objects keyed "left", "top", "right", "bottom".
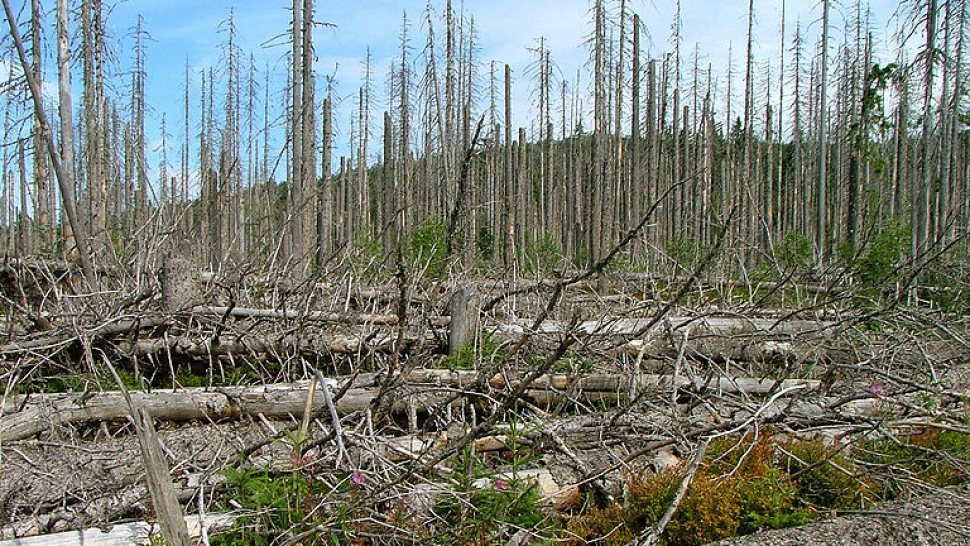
[
  {"left": 132, "top": 16, "right": 148, "bottom": 229},
  {"left": 82, "top": 0, "right": 106, "bottom": 256},
  {"left": 776, "top": 0, "right": 786, "bottom": 241},
  {"left": 614, "top": 0, "right": 626, "bottom": 239},
  {"left": 503, "top": 64, "right": 514, "bottom": 270},
  {"left": 301, "top": 0, "right": 316, "bottom": 263},
  {"left": 289, "top": 0, "right": 305, "bottom": 265},
  {"left": 317, "top": 93, "right": 332, "bottom": 270},
  {"left": 742, "top": 0, "right": 755, "bottom": 259},
  {"left": 382, "top": 111, "right": 395, "bottom": 249},
  {"left": 18, "top": 143, "right": 29, "bottom": 254},
  {"left": 56, "top": 0, "right": 74, "bottom": 252},
  {"left": 915, "top": 0, "right": 938, "bottom": 258},
  {"left": 630, "top": 14, "right": 641, "bottom": 260},
  {"left": 2, "top": 0, "right": 96, "bottom": 285},
  {"left": 397, "top": 13, "right": 412, "bottom": 243},
  {"left": 817, "top": 0, "right": 830, "bottom": 262},
  {"left": 589, "top": 0, "right": 606, "bottom": 266},
  {"left": 944, "top": 0, "right": 966, "bottom": 237},
  {"left": 29, "top": 0, "right": 48, "bottom": 244}
]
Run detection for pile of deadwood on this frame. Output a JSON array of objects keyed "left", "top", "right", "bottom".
[{"left": 1, "top": 259, "right": 969, "bottom": 545}]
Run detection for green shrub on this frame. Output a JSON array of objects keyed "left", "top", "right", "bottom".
[
  {"left": 858, "top": 428, "right": 970, "bottom": 499},
  {"left": 776, "top": 231, "right": 814, "bottom": 270},
  {"left": 526, "top": 235, "right": 564, "bottom": 272},
  {"left": 410, "top": 219, "right": 449, "bottom": 277},
  {"left": 855, "top": 221, "right": 909, "bottom": 287},
  {"left": 735, "top": 466, "right": 810, "bottom": 534},
  {"left": 783, "top": 439, "right": 870, "bottom": 510},
  {"left": 707, "top": 435, "right": 810, "bottom": 534},
  {"left": 433, "top": 447, "right": 557, "bottom": 546},
  {"left": 666, "top": 235, "right": 697, "bottom": 268},
  {"left": 442, "top": 333, "right": 502, "bottom": 371},
  {"left": 212, "top": 467, "right": 323, "bottom": 546}
]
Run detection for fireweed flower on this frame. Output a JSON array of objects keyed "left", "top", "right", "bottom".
[
  {"left": 494, "top": 478, "right": 509, "bottom": 492},
  {"left": 869, "top": 380, "right": 885, "bottom": 397},
  {"left": 351, "top": 469, "right": 366, "bottom": 487}
]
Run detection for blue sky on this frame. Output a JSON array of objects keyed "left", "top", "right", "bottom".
[{"left": 94, "top": 0, "right": 907, "bottom": 181}]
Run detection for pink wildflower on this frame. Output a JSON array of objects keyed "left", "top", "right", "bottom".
[
  {"left": 351, "top": 469, "right": 366, "bottom": 487},
  {"left": 494, "top": 478, "right": 509, "bottom": 492},
  {"left": 869, "top": 380, "right": 885, "bottom": 397}
]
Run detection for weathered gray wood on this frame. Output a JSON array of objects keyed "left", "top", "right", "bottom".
[
  {"left": 0, "top": 317, "right": 170, "bottom": 354},
  {"left": 190, "top": 305, "right": 406, "bottom": 325},
  {"left": 160, "top": 255, "right": 195, "bottom": 312},
  {"left": 0, "top": 383, "right": 439, "bottom": 442},
  {"left": 489, "top": 372, "right": 821, "bottom": 396},
  {"left": 120, "top": 331, "right": 421, "bottom": 357},
  {"left": 2, "top": 371, "right": 826, "bottom": 442},
  {"left": 0, "top": 514, "right": 234, "bottom": 546},
  {"left": 133, "top": 409, "right": 190, "bottom": 546},
  {"left": 1, "top": 390, "right": 236, "bottom": 441},
  {"left": 495, "top": 316, "right": 834, "bottom": 336},
  {"left": 448, "top": 285, "right": 480, "bottom": 356}
]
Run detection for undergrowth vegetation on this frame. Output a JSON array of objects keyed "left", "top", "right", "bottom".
[
  {"left": 204, "top": 427, "right": 970, "bottom": 545},
  {"left": 564, "top": 428, "right": 970, "bottom": 546}
]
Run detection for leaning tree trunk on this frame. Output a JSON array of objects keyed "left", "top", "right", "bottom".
[{"left": 1, "top": 0, "right": 96, "bottom": 286}]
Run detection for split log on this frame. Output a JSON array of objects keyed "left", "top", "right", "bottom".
[{"left": 132, "top": 409, "right": 191, "bottom": 546}]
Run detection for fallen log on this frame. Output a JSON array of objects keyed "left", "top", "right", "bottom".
[
  {"left": 488, "top": 372, "right": 821, "bottom": 396},
  {"left": 1, "top": 370, "right": 824, "bottom": 443},
  {"left": 1, "top": 390, "right": 239, "bottom": 442},
  {"left": 0, "top": 317, "right": 171, "bottom": 355},
  {"left": 494, "top": 316, "right": 835, "bottom": 336},
  {"left": 0, "top": 513, "right": 234, "bottom": 545},
  {"left": 189, "top": 305, "right": 414, "bottom": 326},
  {"left": 118, "top": 330, "right": 431, "bottom": 358},
  {"left": 1, "top": 382, "right": 458, "bottom": 442}
]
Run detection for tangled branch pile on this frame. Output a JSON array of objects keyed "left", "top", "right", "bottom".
[{"left": 1, "top": 254, "right": 969, "bottom": 546}]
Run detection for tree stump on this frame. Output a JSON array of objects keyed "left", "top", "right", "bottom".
[
  {"left": 160, "top": 255, "right": 195, "bottom": 312},
  {"left": 448, "top": 285, "right": 480, "bottom": 356}
]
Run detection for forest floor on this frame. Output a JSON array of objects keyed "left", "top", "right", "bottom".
[{"left": 1, "top": 259, "right": 969, "bottom": 545}]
